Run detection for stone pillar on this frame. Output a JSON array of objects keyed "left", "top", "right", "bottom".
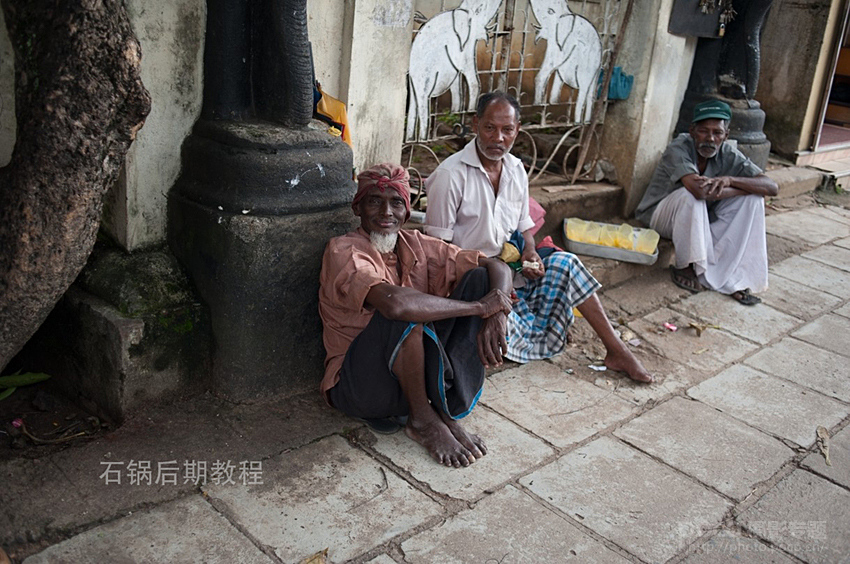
[{"left": 169, "top": 0, "right": 356, "bottom": 400}]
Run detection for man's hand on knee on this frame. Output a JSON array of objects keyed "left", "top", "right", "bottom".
[
  {"left": 477, "top": 312, "right": 508, "bottom": 367},
  {"left": 477, "top": 288, "right": 513, "bottom": 318}
]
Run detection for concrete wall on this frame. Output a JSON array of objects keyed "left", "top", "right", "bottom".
[
  {"left": 759, "top": 0, "right": 834, "bottom": 158},
  {"left": 308, "top": 0, "right": 414, "bottom": 172},
  {"left": 599, "top": 0, "right": 696, "bottom": 216},
  {"left": 103, "top": 0, "right": 206, "bottom": 251},
  {"left": 307, "top": 0, "right": 354, "bottom": 100}
]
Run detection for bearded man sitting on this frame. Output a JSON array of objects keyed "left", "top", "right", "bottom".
[{"left": 318, "top": 163, "right": 515, "bottom": 467}]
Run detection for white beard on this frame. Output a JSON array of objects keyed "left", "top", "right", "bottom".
[{"left": 370, "top": 232, "right": 398, "bottom": 254}]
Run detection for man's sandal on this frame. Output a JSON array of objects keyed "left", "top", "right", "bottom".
[
  {"left": 730, "top": 288, "right": 761, "bottom": 306},
  {"left": 670, "top": 266, "right": 704, "bottom": 293}
]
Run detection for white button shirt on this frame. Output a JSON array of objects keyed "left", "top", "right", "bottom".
[{"left": 424, "top": 140, "right": 535, "bottom": 257}]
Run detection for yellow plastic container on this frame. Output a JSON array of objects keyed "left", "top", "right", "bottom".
[
  {"left": 616, "top": 223, "right": 634, "bottom": 249},
  {"left": 635, "top": 228, "right": 660, "bottom": 255},
  {"left": 598, "top": 224, "right": 618, "bottom": 247},
  {"left": 563, "top": 218, "right": 658, "bottom": 265},
  {"left": 583, "top": 221, "right": 601, "bottom": 245},
  {"left": 566, "top": 218, "right": 588, "bottom": 242}
]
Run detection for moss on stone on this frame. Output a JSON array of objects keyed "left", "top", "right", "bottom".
[{"left": 78, "top": 243, "right": 195, "bottom": 318}]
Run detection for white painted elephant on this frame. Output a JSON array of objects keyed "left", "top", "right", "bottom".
[
  {"left": 529, "top": 0, "right": 602, "bottom": 123},
  {"left": 406, "top": 0, "right": 502, "bottom": 141}
]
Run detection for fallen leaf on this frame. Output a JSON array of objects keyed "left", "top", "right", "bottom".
[
  {"left": 688, "top": 322, "right": 720, "bottom": 337},
  {"left": 816, "top": 426, "right": 832, "bottom": 466},
  {"left": 0, "top": 371, "right": 51, "bottom": 388},
  {"left": 299, "top": 548, "right": 329, "bottom": 564}
]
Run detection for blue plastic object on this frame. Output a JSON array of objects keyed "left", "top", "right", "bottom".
[{"left": 597, "top": 66, "right": 634, "bottom": 100}]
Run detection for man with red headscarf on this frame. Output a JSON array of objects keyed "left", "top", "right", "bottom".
[{"left": 319, "top": 163, "right": 514, "bottom": 468}]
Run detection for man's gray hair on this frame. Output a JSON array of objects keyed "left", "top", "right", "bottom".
[{"left": 476, "top": 91, "right": 521, "bottom": 120}]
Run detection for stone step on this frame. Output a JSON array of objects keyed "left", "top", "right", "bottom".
[
  {"left": 529, "top": 182, "right": 622, "bottom": 244},
  {"left": 765, "top": 166, "right": 824, "bottom": 199}
]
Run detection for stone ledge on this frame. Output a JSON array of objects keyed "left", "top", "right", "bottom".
[
  {"left": 766, "top": 166, "right": 824, "bottom": 199},
  {"left": 15, "top": 285, "right": 209, "bottom": 424}
]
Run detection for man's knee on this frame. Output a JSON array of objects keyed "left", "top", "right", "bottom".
[
  {"left": 715, "top": 193, "right": 765, "bottom": 222},
  {"left": 669, "top": 188, "right": 704, "bottom": 214},
  {"left": 452, "top": 267, "right": 490, "bottom": 301}
]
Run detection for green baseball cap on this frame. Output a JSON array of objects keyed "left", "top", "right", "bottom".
[{"left": 692, "top": 99, "right": 732, "bottom": 123}]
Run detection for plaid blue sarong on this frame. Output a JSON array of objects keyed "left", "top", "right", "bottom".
[{"left": 505, "top": 251, "right": 601, "bottom": 363}]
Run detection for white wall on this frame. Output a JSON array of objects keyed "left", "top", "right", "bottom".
[
  {"left": 308, "top": 0, "right": 414, "bottom": 172},
  {"left": 600, "top": 0, "right": 696, "bottom": 215},
  {"left": 104, "top": 0, "right": 206, "bottom": 251},
  {"left": 308, "top": 0, "right": 354, "bottom": 101}
]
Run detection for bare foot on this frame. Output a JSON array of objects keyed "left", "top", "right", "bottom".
[
  {"left": 404, "top": 419, "right": 475, "bottom": 467},
  {"left": 605, "top": 347, "right": 653, "bottom": 383},
  {"left": 440, "top": 413, "right": 487, "bottom": 459}
]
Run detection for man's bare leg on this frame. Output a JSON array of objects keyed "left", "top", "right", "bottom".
[
  {"left": 576, "top": 294, "right": 654, "bottom": 383},
  {"left": 394, "top": 325, "right": 482, "bottom": 467}
]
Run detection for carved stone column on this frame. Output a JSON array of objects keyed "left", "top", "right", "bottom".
[{"left": 168, "top": 0, "right": 356, "bottom": 399}]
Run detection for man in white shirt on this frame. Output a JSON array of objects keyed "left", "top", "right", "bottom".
[{"left": 425, "top": 91, "right": 652, "bottom": 383}]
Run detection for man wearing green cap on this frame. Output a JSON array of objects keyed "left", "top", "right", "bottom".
[{"left": 635, "top": 99, "right": 778, "bottom": 305}]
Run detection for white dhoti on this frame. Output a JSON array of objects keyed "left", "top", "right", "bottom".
[{"left": 649, "top": 187, "right": 768, "bottom": 294}]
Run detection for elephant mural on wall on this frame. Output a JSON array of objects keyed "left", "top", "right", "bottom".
[
  {"left": 529, "top": 0, "right": 602, "bottom": 123},
  {"left": 405, "top": 0, "right": 503, "bottom": 141}
]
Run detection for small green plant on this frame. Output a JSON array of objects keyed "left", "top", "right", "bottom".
[
  {"left": 0, "top": 371, "right": 52, "bottom": 401},
  {"left": 436, "top": 112, "right": 461, "bottom": 126}
]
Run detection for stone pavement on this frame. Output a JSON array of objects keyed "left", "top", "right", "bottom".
[{"left": 3, "top": 201, "right": 850, "bottom": 564}]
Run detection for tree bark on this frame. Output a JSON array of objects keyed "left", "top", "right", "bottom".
[{"left": 0, "top": 0, "right": 151, "bottom": 370}]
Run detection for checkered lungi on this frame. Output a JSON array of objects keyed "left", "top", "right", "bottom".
[{"left": 506, "top": 251, "right": 601, "bottom": 363}]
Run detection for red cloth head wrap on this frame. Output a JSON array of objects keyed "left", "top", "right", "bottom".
[{"left": 353, "top": 163, "right": 411, "bottom": 221}]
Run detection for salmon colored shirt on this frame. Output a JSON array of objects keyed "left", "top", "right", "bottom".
[{"left": 318, "top": 228, "right": 483, "bottom": 401}]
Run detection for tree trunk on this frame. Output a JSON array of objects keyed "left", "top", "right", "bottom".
[{"left": 0, "top": 0, "right": 151, "bottom": 371}]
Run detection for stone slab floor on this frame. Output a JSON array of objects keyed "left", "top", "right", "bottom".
[{"left": 3, "top": 202, "right": 850, "bottom": 564}]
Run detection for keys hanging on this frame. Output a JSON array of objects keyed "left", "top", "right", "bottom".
[{"left": 718, "top": 0, "right": 737, "bottom": 37}]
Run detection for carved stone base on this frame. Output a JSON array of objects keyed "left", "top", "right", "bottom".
[{"left": 169, "top": 119, "right": 356, "bottom": 400}]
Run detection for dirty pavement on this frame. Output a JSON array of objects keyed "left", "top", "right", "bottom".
[{"left": 2, "top": 192, "right": 850, "bottom": 563}]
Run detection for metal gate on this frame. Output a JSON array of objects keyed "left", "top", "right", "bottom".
[{"left": 404, "top": 0, "right": 625, "bottom": 187}]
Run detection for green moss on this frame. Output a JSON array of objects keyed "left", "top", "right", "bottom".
[
  {"left": 78, "top": 245, "right": 194, "bottom": 317},
  {"left": 157, "top": 313, "right": 194, "bottom": 335}
]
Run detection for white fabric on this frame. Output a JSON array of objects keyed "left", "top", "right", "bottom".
[
  {"left": 650, "top": 187, "right": 768, "bottom": 294},
  {"left": 424, "top": 141, "right": 536, "bottom": 257}
]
